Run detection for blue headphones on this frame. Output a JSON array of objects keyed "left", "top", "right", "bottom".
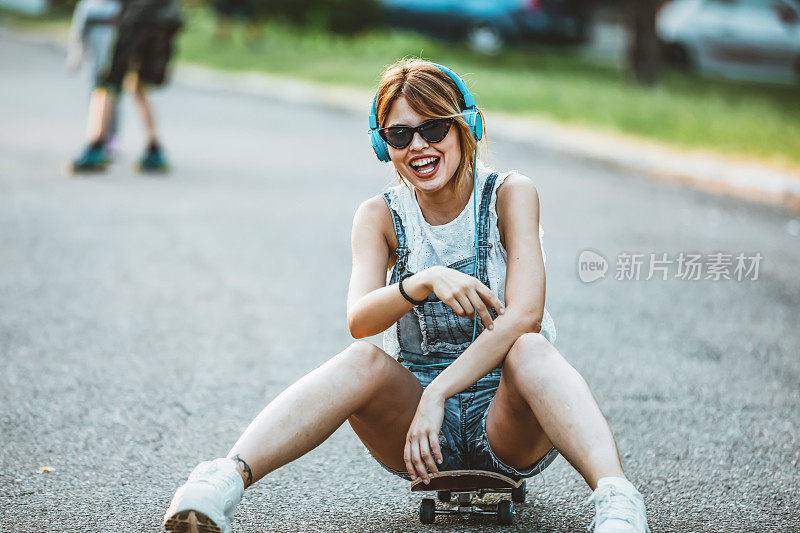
[{"left": 368, "top": 62, "right": 483, "bottom": 162}]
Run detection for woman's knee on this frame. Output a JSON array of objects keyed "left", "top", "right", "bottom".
[
  {"left": 336, "top": 341, "right": 393, "bottom": 383},
  {"left": 505, "top": 333, "right": 564, "bottom": 379}
]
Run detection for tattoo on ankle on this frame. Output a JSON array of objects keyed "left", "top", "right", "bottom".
[{"left": 230, "top": 454, "right": 253, "bottom": 488}]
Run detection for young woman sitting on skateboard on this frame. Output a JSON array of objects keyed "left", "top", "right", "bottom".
[{"left": 164, "top": 59, "right": 650, "bottom": 533}]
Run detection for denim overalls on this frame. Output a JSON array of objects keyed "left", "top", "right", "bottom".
[{"left": 369, "top": 173, "right": 559, "bottom": 482}]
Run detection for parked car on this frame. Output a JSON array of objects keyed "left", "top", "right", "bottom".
[
  {"left": 378, "top": 0, "right": 590, "bottom": 53},
  {"left": 657, "top": 0, "right": 800, "bottom": 82}
]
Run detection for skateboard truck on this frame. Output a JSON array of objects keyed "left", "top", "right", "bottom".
[{"left": 411, "top": 470, "right": 527, "bottom": 525}]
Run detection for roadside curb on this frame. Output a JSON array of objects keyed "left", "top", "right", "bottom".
[
  {"left": 488, "top": 113, "right": 800, "bottom": 211},
  {"left": 4, "top": 24, "right": 799, "bottom": 211}
]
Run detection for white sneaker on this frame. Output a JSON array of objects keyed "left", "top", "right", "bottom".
[
  {"left": 586, "top": 477, "right": 650, "bottom": 533},
  {"left": 163, "top": 458, "right": 245, "bottom": 533}
]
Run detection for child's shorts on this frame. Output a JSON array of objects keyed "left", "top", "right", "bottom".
[{"left": 99, "top": 22, "right": 179, "bottom": 92}]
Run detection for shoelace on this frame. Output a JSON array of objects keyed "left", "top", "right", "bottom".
[
  {"left": 585, "top": 485, "right": 645, "bottom": 532},
  {"left": 189, "top": 462, "right": 239, "bottom": 494}
]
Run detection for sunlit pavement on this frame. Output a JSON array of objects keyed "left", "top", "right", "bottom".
[{"left": 1, "top": 34, "right": 799, "bottom": 532}]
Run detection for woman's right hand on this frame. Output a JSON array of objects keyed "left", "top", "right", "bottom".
[{"left": 422, "top": 266, "right": 505, "bottom": 330}]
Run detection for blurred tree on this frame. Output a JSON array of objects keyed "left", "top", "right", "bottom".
[
  {"left": 48, "top": 0, "right": 79, "bottom": 12},
  {"left": 252, "top": 0, "right": 384, "bottom": 34},
  {"left": 626, "top": 0, "right": 661, "bottom": 85}
]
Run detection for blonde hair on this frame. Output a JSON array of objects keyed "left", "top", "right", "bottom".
[{"left": 375, "top": 58, "right": 486, "bottom": 190}]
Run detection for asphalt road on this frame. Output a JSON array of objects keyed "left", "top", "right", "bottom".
[{"left": 1, "top": 33, "right": 799, "bottom": 533}]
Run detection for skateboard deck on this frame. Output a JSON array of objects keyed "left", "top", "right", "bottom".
[
  {"left": 411, "top": 469, "right": 523, "bottom": 492},
  {"left": 410, "top": 470, "right": 526, "bottom": 525}
]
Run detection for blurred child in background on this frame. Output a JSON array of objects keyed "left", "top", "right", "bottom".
[{"left": 68, "top": 0, "right": 183, "bottom": 175}]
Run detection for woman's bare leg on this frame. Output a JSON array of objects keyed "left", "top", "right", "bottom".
[
  {"left": 486, "top": 333, "right": 625, "bottom": 490},
  {"left": 226, "top": 342, "right": 423, "bottom": 488}
]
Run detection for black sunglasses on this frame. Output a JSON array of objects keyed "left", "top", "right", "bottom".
[{"left": 378, "top": 118, "right": 455, "bottom": 150}]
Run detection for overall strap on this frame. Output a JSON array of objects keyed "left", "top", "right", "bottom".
[
  {"left": 476, "top": 173, "right": 499, "bottom": 285},
  {"left": 382, "top": 192, "right": 409, "bottom": 283}
]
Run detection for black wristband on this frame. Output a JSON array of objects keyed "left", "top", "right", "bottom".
[{"left": 399, "top": 277, "right": 426, "bottom": 306}]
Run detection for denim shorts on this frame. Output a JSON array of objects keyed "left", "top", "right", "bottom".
[{"left": 366, "top": 352, "right": 559, "bottom": 483}]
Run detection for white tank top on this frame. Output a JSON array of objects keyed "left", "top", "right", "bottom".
[{"left": 382, "top": 162, "right": 557, "bottom": 358}]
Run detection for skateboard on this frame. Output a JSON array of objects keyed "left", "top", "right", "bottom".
[{"left": 410, "top": 470, "right": 527, "bottom": 525}]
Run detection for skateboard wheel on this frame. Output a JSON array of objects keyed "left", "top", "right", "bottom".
[
  {"left": 512, "top": 481, "right": 527, "bottom": 503},
  {"left": 497, "top": 500, "right": 514, "bottom": 525},
  {"left": 419, "top": 498, "right": 436, "bottom": 524},
  {"left": 437, "top": 490, "right": 451, "bottom": 502}
]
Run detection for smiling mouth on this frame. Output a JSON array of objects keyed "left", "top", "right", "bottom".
[{"left": 409, "top": 156, "right": 441, "bottom": 176}]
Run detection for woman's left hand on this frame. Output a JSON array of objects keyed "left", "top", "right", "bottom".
[{"left": 404, "top": 392, "right": 446, "bottom": 484}]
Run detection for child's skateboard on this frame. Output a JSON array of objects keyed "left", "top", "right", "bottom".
[{"left": 410, "top": 470, "right": 527, "bottom": 525}]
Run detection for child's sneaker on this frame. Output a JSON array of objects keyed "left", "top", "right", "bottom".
[
  {"left": 586, "top": 477, "right": 650, "bottom": 533},
  {"left": 163, "top": 458, "right": 245, "bottom": 533},
  {"left": 68, "top": 144, "right": 110, "bottom": 174},
  {"left": 138, "top": 144, "right": 169, "bottom": 173}
]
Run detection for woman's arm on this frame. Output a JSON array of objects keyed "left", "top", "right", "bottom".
[
  {"left": 423, "top": 173, "right": 546, "bottom": 401},
  {"left": 347, "top": 193, "right": 509, "bottom": 339},
  {"left": 347, "top": 196, "right": 502, "bottom": 339},
  {"left": 346, "top": 196, "right": 431, "bottom": 339}
]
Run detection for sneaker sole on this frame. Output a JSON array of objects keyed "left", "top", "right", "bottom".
[
  {"left": 64, "top": 162, "right": 110, "bottom": 175},
  {"left": 163, "top": 509, "right": 221, "bottom": 533},
  {"left": 136, "top": 163, "right": 170, "bottom": 174}
]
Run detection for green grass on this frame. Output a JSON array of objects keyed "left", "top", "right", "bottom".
[
  {"left": 177, "top": 8, "right": 800, "bottom": 168},
  {"left": 4, "top": 5, "right": 799, "bottom": 167},
  {"left": 0, "top": 5, "right": 71, "bottom": 34}
]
